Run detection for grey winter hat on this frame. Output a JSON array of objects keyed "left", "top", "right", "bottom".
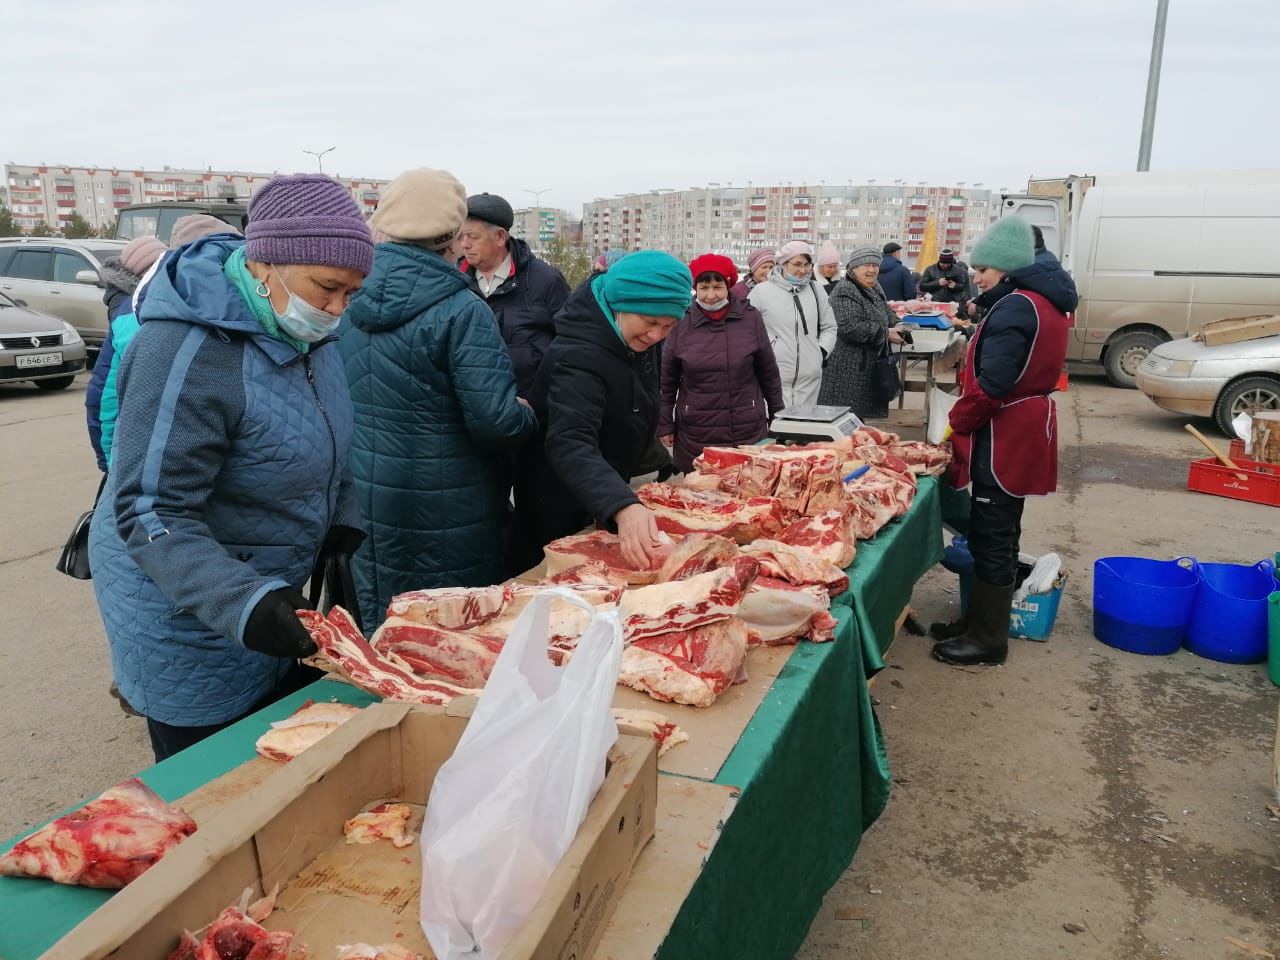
[
  {"left": 466, "top": 192, "right": 515, "bottom": 231},
  {"left": 845, "top": 245, "right": 881, "bottom": 270}
]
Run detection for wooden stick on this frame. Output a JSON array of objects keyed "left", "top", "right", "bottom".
[{"left": 1184, "top": 424, "right": 1248, "bottom": 481}]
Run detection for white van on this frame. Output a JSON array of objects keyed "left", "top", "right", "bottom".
[{"left": 1000, "top": 169, "right": 1280, "bottom": 387}]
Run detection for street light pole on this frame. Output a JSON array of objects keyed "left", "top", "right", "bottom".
[
  {"left": 303, "top": 146, "right": 337, "bottom": 173},
  {"left": 523, "top": 187, "right": 552, "bottom": 250},
  {"left": 1137, "top": 0, "right": 1171, "bottom": 171}
]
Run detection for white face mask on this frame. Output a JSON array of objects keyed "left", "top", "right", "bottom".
[
  {"left": 699, "top": 297, "right": 730, "bottom": 311},
  {"left": 272, "top": 267, "right": 341, "bottom": 342}
]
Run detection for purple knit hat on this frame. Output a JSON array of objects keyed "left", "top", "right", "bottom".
[{"left": 245, "top": 174, "right": 374, "bottom": 276}]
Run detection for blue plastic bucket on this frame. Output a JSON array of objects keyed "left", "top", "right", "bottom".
[
  {"left": 1093, "top": 556, "right": 1199, "bottom": 655},
  {"left": 1185, "top": 560, "right": 1274, "bottom": 664}
]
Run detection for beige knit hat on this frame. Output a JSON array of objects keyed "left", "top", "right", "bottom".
[{"left": 369, "top": 168, "right": 468, "bottom": 248}]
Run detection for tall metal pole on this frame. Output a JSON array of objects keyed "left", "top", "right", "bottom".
[
  {"left": 303, "top": 147, "right": 336, "bottom": 173},
  {"left": 1137, "top": 0, "right": 1170, "bottom": 171}
]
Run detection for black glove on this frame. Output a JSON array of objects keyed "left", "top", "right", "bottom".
[
  {"left": 322, "top": 524, "right": 366, "bottom": 560},
  {"left": 243, "top": 587, "right": 317, "bottom": 659}
]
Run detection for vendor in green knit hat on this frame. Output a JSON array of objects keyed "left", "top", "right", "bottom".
[
  {"left": 510, "top": 251, "right": 694, "bottom": 572},
  {"left": 929, "top": 216, "right": 1078, "bottom": 668}
]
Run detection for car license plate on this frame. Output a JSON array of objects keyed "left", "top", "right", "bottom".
[{"left": 15, "top": 351, "right": 62, "bottom": 369}]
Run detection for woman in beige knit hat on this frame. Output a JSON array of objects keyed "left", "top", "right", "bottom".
[{"left": 337, "top": 169, "right": 538, "bottom": 631}]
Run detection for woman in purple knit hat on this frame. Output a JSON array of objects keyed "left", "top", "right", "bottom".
[{"left": 89, "top": 173, "right": 375, "bottom": 761}]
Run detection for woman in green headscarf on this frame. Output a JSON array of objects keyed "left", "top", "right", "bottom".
[{"left": 511, "top": 250, "right": 693, "bottom": 572}]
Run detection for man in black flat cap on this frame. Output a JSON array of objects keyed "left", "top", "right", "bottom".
[{"left": 457, "top": 192, "right": 570, "bottom": 396}]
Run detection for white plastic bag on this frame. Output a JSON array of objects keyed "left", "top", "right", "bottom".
[
  {"left": 418, "top": 589, "right": 623, "bottom": 960},
  {"left": 927, "top": 386, "right": 959, "bottom": 444}
]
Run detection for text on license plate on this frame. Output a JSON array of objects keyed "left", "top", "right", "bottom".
[{"left": 15, "top": 352, "right": 62, "bottom": 369}]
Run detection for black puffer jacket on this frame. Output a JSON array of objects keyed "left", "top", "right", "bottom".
[
  {"left": 514, "top": 278, "right": 661, "bottom": 563},
  {"left": 462, "top": 237, "right": 570, "bottom": 395}
]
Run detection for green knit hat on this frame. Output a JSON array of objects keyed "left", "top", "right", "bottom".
[
  {"left": 600, "top": 250, "right": 693, "bottom": 318},
  {"left": 969, "top": 217, "right": 1035, "bottom": 272}
]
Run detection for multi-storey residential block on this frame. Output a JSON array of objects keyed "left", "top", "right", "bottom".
[
  {"left": 3, "top": 163, "right": 389, "bottom": 233},
  {"left": 582, "top": 182, "right": 1000, "bottom": 266}
]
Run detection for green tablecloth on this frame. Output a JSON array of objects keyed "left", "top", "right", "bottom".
[{"left": 0, "top": 479, "right": 942, "bottom": 960}]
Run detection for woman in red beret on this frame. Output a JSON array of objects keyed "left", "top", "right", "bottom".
[{"left": 657, "top": 253, "right": 785, "bottom": 472}]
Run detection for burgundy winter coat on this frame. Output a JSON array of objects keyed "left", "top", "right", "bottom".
[{"left": 658, "top": 294, "right": 785, "bottom": 473}]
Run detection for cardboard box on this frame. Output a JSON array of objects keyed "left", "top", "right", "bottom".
[
  {"left": 1198, "top": 314, "right": 1280, "bottom": 347},
  {"left": 43, "top": 701, "right": 657, "bottom": 960}
]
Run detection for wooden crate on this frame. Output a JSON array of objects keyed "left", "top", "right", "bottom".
[{"left": 1199, "top": 314, "right": 1280, "bottom": 347}]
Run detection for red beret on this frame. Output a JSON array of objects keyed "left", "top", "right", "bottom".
[{"left": 688, "top": 253, "right": 738, "bottom": 288}]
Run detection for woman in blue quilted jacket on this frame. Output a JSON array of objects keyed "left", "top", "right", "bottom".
[
  {"left": 338, "top": 169, "right": 538, "bottom": 632},
  {"left": 89, "top": 175, "right": 374, "bottom": 761}
]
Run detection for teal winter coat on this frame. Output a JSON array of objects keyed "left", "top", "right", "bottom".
[{"left": 339, "top": 242, "right": 537, "bottom": 631}]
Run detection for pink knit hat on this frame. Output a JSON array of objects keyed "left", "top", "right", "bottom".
[
  {"left": 747, "top": 247, "right": 776, "bottom": 271},
  {"left": 776, "top": 240, "right": 814, "bottom": 264},
  {"left": 817, "top": 240, "right": 841, "bottom": 267},
  {"left": 120, "top": 236, "right": 166, "bottom": 276}
]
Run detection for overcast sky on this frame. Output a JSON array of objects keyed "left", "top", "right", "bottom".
[{"left": 7, "top": 0, "right": 1277, "bottom": 213}]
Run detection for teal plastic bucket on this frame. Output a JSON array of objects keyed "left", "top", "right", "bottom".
[{"left": 1269, "top": 592, "right": 1280, "bottom": 687}]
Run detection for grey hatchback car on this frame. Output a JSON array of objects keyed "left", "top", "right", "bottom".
[
  {"left": 0, "top": 290, "right": 88, "bottom": 390},
  {"left": 0, "top": 238, "right": 129, "bottom": 350}
]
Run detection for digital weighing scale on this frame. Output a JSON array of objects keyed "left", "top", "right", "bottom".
[{"left": 768, "top": 404, "right": 864, "bottom": 445}]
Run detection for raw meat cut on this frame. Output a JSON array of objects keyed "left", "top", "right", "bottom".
[
  {"left": 654, "top": 533, "right": 740, "bottom": 582},
  {"left": 689, "top": 447, "right": 845, "bottom": 518},
  {"left": 619, "top": 618, "right": 749, "bottom": 707},
  {"left": 848, "top": 444, "right": 914, "bottom": 476},
  {"left": 337, "top": 946, "right": 423, "bottom": 960},
  {"left": 777, "top": 511, "right": 858, "bottom": 568},
  {"left": 344, "top": 803, "right": 414, "bottom": 848},
  {"left": 849, "top": 425, "right": 900, "bottom": 447},
  {"left": 889, "top": 298, "right": 957, "bottom": 320},
  {"left": 386, "top": 583, "right": 511, "bottom": 630},
  {"left": 0, "top": 778, "right": 197, "bottom": 889},
  {"left": 371, "top": 618, "right": 504, "bottom": 688},
  {"left": 255, "top": 700, "right": 363, "bottom": 763},
  {"left": 618, "top": 558, "right": 759, "bottom": 641},
  {"left": 300, "top": 607, "right": 480, "bottom": 706},
  {"left": 167, "top": 887, "right": 291, "bottom": 960},
  {"left": 844, "top": 465, "right": 916, "bottom": 528},
  {"left": 545, "top": 559, "right": 627, "bottom": 587},
  {"left": 739, "top": 578, "right": 839, "bottom": 645},
  {"left": 611, "top": 708, "right": 690, "bottom": 755},
  {"left": 888, "top": 440, "right": 952, "bottom": 476},
  {"left": 741, "top": 539, "right": 850, "bottom": 595},
  {"left": 544, "top": 530, "right": 671, "bottom": 586},
  {"left": 636, "top": 482, "right": 792, "bottom": 543}
]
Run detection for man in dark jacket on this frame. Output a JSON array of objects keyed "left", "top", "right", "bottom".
[
  {"left": 919, "top": 248, "right": 971, "bottom": 311},
  {"left": 878, "top": 241, "right": 916, "bottom": 301},
  {"left": 457, "top": 192, "right": 571, "bottom": 396}
]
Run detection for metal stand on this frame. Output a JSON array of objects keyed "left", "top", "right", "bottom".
[{"left": 896, "top": 330, "right": 966, "bottom": 437}]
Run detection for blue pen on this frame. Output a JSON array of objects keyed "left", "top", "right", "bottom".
[{"left": 843, "top": 464, "right": 870, "bottom": 483}]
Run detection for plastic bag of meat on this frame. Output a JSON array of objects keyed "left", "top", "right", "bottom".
[
  {"left": 0, "top": 778, "right": 196, "bottom": 889},
  {"left": 419, "top": 589, "right": 623, "bottom": 960}
]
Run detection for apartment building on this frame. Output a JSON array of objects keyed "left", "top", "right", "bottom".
[
  {"left": 582, "top": 182, "right": 1000, "bottom": 266},
  {"left": 510, "top": 206, "right": 581, "bottom": 251},
  {"left": 3, "top": 162, "right": 389, "bottom": 233}
]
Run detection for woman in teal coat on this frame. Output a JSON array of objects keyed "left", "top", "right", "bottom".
[{"left": 339, "top": 169, "right": 537, "bottom": 631}]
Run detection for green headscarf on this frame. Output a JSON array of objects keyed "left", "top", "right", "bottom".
[
  {"left": 592, "top": 250, "right": 693, "bottom": 340},
  {"left": 223, "top": 246, "right": 309, "bottom": 354}
]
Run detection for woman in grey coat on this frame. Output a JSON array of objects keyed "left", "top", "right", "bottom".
[{"left": 818, "top": 245, "right": 905, "bottom": 419}]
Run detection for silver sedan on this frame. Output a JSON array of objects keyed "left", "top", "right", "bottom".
[
  {"left": 0, "top": 292, "right": 88, "bottom": 391},
  {"left": 1135, "top": 334, "right": 1280, "bottom": 436}
]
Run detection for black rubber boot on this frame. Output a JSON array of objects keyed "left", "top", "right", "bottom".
[
  {"left": 932, "top": 578, "right": 1013, "bottom": 666},
  {"left": 928, "top": 613, "right": 969, "bottom": 641}
]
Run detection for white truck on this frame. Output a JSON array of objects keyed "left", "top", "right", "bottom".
[{"left": 999, "top": 169, "right": 1280, "bottom": 387}]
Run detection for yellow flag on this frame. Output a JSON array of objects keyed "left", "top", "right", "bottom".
[{"left": 916, "top": 214, "right": 939, "bottom": 274}]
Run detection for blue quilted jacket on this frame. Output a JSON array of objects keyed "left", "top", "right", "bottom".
[
  {"left": 89, "top": 236, "right": 359, "bottom": 726},
  {"left": 339, "top": 242, "right": 537, "bottom": 631}
]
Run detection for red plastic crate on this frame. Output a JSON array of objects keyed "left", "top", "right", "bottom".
[{"left": 1187, "top": 455, "right": 1280, "bottom": 507}]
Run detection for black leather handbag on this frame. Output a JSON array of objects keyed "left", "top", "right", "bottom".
[
  {"left": 870, "top": 337, "right": 902, "bottom": 406},
  {"left": 55, "top": 475, "right": 107, "bottom": 580}
]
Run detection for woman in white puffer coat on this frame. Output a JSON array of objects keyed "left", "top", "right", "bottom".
[{"left": 747, "top": 240, "right": 837, "bottom": 408}]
